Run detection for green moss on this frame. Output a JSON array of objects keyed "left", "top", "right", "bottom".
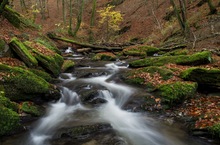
[
  {"left": 9, "top": 37, "right": 38, "bottom": 67},
  {"left": 176, "top": 51, "right": 212, "bottom": 65},
  {"left": 138, "top": 45, "right": 160, "bottom": 56},
  {"left": 129, "top": 51, "right": 212, "bottom": 67},
  {"left": 164, "top": 49, "right": 189, "bottom": 56},
  {"left": 0, "top": 64, "right": 50, "bottom": 100},
  {"left": 158, "top": 82, "right": 197, "bottom": 105},
  {"left": 0, "top": 86, "right": 18, "bottom": 111},
  {"left": 24, "top": 41, "right": 64, "bottom": 76},
  {"left": 123, "top": 45, "right": 160, "bottom": 57},
  {"left": 61, "top": 60, "right": 75, "bottom": 72},
  {"left": 0, "top": 106, "right": 20, "bottom": 136},
  {"left": 28, "top": 68, "right": 52, "bottom": 82},
  {"left": 35, "top": 37, "right": 61, "bottom": 54},
  {"left": 209, "top": 123, "right": 220, "bottom": 137},
  {"left": 21, "top": 102, "right": 42, "bottom": 116},
  {"left": 124, "top": 66, "right": 174, "bottom": 91},
  {"left": 180, "top": 67, "right": 220, "bottom": 86},
  {"left": 92, "top": 52, "right": 117, "bottom": 61}
]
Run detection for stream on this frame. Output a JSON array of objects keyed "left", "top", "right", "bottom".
[{"left": 0, "top": 48, "right": 218, "bottom": 145}]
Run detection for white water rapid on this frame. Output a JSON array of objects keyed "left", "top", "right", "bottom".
[{"left": 24, "top": 62, "right": 200, "bottom": 145}]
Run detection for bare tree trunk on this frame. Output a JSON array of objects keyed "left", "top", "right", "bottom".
[
  {"left": 62, "top": 0, "right": 66, "bottom": 24},
  {"left": 89, "top": 0, "right": 96, "bottom": 42},
  {"left": 72, "top": 0, "right": 84, "bottom": 37},
  {"left": 68, "top": 0, "right": 73, "bottom": 35},
  {"left": 207, "top": 0, "right": 217, "bottom": 14}
]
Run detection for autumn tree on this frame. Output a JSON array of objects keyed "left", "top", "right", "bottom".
[{"left": 98, "top": 5, "right": 123, "bottom": 42}]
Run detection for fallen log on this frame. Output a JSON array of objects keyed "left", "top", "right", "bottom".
[{"left": 47, "top": 32, "right": 123, "bottom": 52}]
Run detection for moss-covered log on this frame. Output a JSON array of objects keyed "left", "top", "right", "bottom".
[
  {"left": 47, "top": 32, "right": 123, "bottom": 51},
  {"left": 129, "top": 51, "right": 212, "bottom": 68},
  {"left": 180, "top": 67, "right": 220, "bottom": 89},
  {"left": 61, "top": 60, "right": 75, "bottom": 72},
  {"left": 9, "top": 37, "right": 38, "bottom": 67}
]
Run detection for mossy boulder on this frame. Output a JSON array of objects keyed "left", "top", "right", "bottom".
[
  {"left": 9, "top": 37, "right": 38, "bottom": 67},
  {"left": 28, "top": 68, "right": 53, "bottom": 82},
  {"left": 25, "top": 41, "right": 64, "bottom": 77},
  {"left": 20, "top": 101, "right": 43, "bottom": 116},
  {"left": 0, "top": 86, "right": 20, "bottom": 136},
  {"left": 129, "top": 51, "right": 212, "bottom": 68},
  {"left": 0, "top": 64, "right": 58, "bottom": 101},
  {"left": 124, "top": 66, "right": 174, "bottom": 91},
  {"left": 163, "top": 49, "right": 189, "bottom": 56},
  {"left": 61, "top": 60, "right": 75, "bottom": 72},
  {"left": 157, "top": 81, "right": 197, "bottom": 105},
  {"left": 0, "top": 106, "right": 20, "bottom": 136},
  {"left": 180, "top": 67, "right": 220, "bottom": 89},
  {"left": 92, "top": 52, "right": 117, "bottom": 61},
  {"left": 123, "top": 45, "right": 160, "bottom": 57},
  {"left": 35, "top": 37, "right": 61, "bottom": 54},
  {"left": 209, "top": 123, "right": 220, "bottom": 138},
  {"left": 0, "top": 86, "right": 18, "bottom": 112}
]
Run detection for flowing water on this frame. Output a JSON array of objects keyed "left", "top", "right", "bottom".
[{"left": 1, "top": 50, "right": 218, "bottom": 145}]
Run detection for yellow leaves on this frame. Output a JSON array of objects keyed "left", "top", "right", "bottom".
[{"left": 97, "top": 5, "right": 123, "bottom": 31}]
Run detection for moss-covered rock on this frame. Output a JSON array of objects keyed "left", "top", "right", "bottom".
[
  {"left": 9, "top": 37, "right": 38, "bottom": 67},
  {"left": 0, "top": 64, "right": 55, "bottom": 101},
  {"left": 123, "top": 45, "right": 160, "bottom": 57},
  {"left": 28, "top": 68, "right": 53, "bottom": 82},
  {"left": 20, "top": 101, "right": 42, "bottom": 116},
  {"left": 0, "top": 106, "right": 20, "bottom": 136},
  {"left": 129, "top": 51, "right": 212, "bottom": 68},
  {"left": 124, "top": 66, "right": 174, "bottom": 91},
  {"left": 0, "top": 86, "right": 18, "bottom": 112},
  {"left": 157, "top": 81, "right": 197, "bottom": 105},
  {"left": 209, "top": 123, "right": 220, "bottom": 137},
  {"left": 61, "top": 60, "right": 75, "bottom": 72},
  {"left": 180, "top": 67, "right": 220, "bottom": 89},
  {"left": 25, "top": 41, "right": 64, "bottom": 77},
  {"left": 0, "top": 85, "right": 20, "bottom": 136},
  {"left": 92, "top": 52, "right": 117, "bottom": 61},
  {"left": 163, "top": 49, "right": 189, "bottom": 56},
  {"left": 35, "top": 37, "right": 61, "bottom": 54}
]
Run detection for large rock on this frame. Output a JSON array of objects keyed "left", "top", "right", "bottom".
[
  {"left": 180, "top": 67, "right": 220, "bottom": 90},
  {"left": 0, "top": 86, "right": 20, "bottom": 136},
  {"left": 0, "top": 64, "right": 60, "bottom": 101},
  {"left": 9, "top": 37, "right": 38, "bottom": 67},
  {"left": 25, "top": 41, "right": 64, "bottom": 77},
  {"left": 129, "top": 51, "right": 212, "bottom": 68}
]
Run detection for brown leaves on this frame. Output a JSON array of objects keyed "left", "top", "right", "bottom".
[
  {"left": 0, "top": 57, "right": 25, "bottom": 67},
  {"left": 180, "top": 96, "right": 220, "bottom": 129}
]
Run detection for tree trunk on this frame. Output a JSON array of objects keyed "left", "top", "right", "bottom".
[
  {"left": 89, "top": 0, "right": 96, "bottom": 42},
  {"left": 47, "top": 32, "right": 123, "bottom": 51},
  {"left": 72, "top": 0, "right": 84, "bottom": 37},
  {"left": 68, "top": 0, "right": 73, "bottom": 35},
  {"left": 0, "top": 0, "right": 8, "bottom": 13},
  {"left": 207, "top": 0, "right": 217, "bottom": 14}
]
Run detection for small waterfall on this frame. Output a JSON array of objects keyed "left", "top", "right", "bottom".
[{"left": 25, "top": 87, "right": 85, "bottom": 145}]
